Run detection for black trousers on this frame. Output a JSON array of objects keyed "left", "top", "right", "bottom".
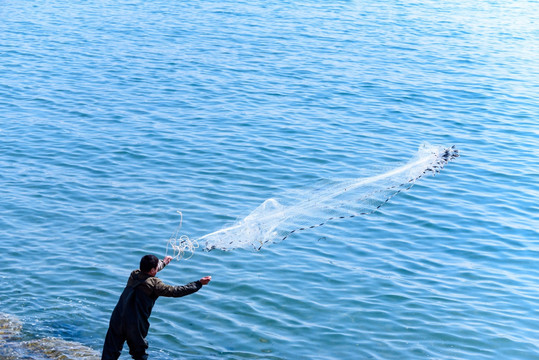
[{"left": 102, "top": 323, "right": 149, "bottom": 360}]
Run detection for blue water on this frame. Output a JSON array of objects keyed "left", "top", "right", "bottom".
[{"left": 1, "top": 0, "right": 538, "bottom": 359}]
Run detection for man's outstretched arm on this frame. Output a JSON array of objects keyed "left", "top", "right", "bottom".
[
  {"left": 153, "top": 276, "right": 211, "bottom": 297},
  {"left": 157, "top": 256, "right": 173, "bottom": 272}
]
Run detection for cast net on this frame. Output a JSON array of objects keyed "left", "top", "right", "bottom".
[{"left": 169, "top": 144, "right": 459, "bottom": 256}]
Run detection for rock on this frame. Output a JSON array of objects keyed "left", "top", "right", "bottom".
[{"left": 24, "top": 337, "right": 100, "bottom": 360}]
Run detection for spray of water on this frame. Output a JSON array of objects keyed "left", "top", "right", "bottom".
[{"left": 167, "top": 144, "right": 459, "bottom": 257}]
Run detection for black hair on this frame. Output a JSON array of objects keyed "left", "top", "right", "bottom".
[{"left": 140, "top": 254, "right": 159, "bottom": 273}]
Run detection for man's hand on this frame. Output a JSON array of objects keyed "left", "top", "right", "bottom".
[
  {"left": 200, "top": 276, "right": 211, "bottom": 285},
  {"left": 163, "top": 256, "right": 173, "bottom": 265}
]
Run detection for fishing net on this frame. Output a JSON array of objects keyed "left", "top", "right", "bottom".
[{"left": 170, "top": 144, "right": 459, "bottom": 256}]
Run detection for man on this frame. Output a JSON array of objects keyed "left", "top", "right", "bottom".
[{"left": 102, "top": 254, "right": 211, "bottom": 360}]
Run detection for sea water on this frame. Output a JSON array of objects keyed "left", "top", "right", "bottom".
[{"left": 0, "top": 0, "right": 538, "bottom": 359}]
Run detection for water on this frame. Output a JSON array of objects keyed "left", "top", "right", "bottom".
[{"left": 0, "top": 0, "right": 538, "bottom": 359}]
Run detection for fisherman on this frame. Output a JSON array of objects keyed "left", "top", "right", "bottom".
[{"left": 101, "top": 254, "right": 211, "bottom": 360}]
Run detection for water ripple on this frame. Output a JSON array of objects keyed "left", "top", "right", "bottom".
[{"left": 1, "top": 0, "right": 538, "bottom": 359}]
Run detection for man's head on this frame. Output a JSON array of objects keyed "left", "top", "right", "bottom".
[{"left": 140, "top": 254, "right": 159, "bottom": 275}]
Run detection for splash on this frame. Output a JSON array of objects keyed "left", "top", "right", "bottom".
[{"left": 172, "top": 144, "right": 459, "bottom": 255}]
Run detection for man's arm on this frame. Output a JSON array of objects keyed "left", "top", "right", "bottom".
[
  {"left": 153, "top": 277, "right": 210, "bottom": 298},
  {"left": 157, "top": 256, "right": 173, "bottom": 272}
]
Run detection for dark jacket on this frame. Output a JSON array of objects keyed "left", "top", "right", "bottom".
[{"left": 109, "top": 261, "right": 202, "bottom": 338}]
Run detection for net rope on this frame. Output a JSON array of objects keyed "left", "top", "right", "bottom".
[{"left": 166, "top": 211, "right": 199, "bottom": 260}]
